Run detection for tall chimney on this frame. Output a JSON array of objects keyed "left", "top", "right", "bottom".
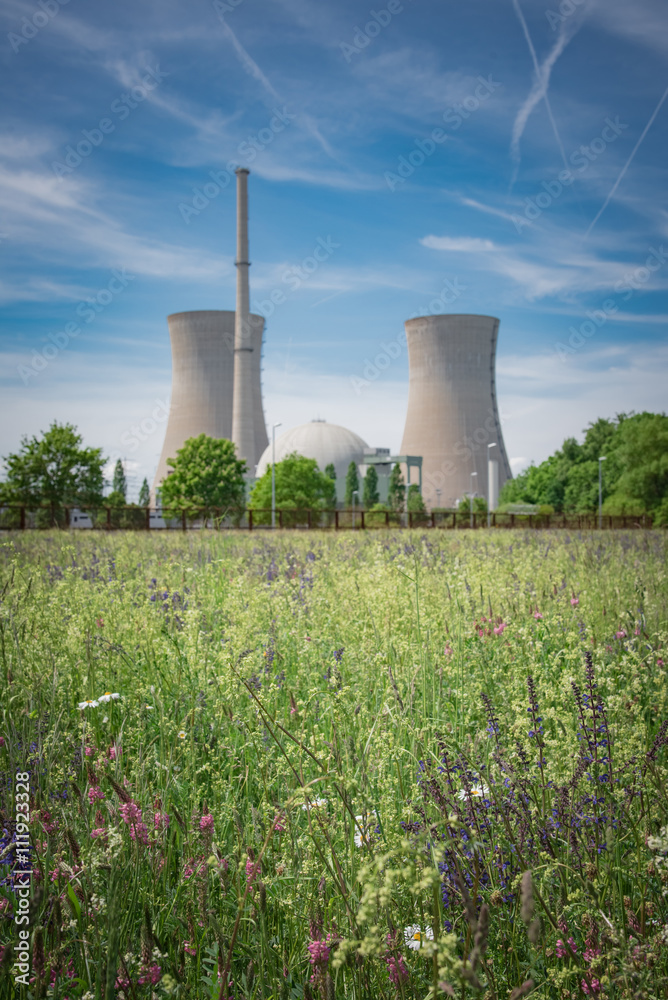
[{"left": 231, "top": 167, "right": 256, "bottom": 471}]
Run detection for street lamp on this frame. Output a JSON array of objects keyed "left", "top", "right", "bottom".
[
  {"left": 352, "top": 489, "right": 359, "bottom": 529},
  {"left": 487, "top": 443, "right": 497, "bottom": 529},
  {"left": 598, "top": 456, "right": 607, "bottom": 529},
  {"left": 470, "top": 471, "right": 477, "bottom": 529},
  {"left": 271, "top": 423, "right": 281, "bottom": 529}
]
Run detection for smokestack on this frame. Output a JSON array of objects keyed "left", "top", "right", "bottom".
[{"left": 231, "top": 167, "right": 256, "bottom": 470}]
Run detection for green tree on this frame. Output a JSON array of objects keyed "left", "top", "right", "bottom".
[
  {"left": 344, "top": 461, "right": 359, "bottom": 506},
  {"left": 406, "top": 484, "right": 426, "bottom": 513},
  {"left": 363, "top": 466, "right": 379, "bottom": 508},
  {"left": 158, "top": 435, "right": 246, "bottom": 519},
  {"left": 324, "top": 463, "right": 336, "bottom": 480},
  {"left": 138, "top": 478, "right": 150, "bottom": 507},
  {"left": 388, "top": 463, "right": 406, "bottom": 512},
  {"left": 112, "top": 459, "right": 127, "bottom": 500},
  {"left": 0, "top": 422, "right": 105, "bottom": 522},
  {"left": 250, "top": 452, "right": 336, "bottom": 525}
]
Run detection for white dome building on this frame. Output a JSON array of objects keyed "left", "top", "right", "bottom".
[{"left": 255, "top": 421, "right": 369, "bottom": 495}]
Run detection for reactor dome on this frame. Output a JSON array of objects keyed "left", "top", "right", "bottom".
[{"left": 255, "top": 421, "right": 369, "bottom": 479}]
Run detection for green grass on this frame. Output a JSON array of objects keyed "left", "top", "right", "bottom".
[{"left": 1, "top": 529, "right": 667, "bottom": 1000}]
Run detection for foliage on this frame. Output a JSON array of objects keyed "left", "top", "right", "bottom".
[
  {"left": 159, "top": 434, "right": 246, "bottom": 518},
  {"left": 324, "top": 463, "right": 336, "bottom": 481},
  {"left": 1, "top": 531, "right": 667, "bottom": 1000},
  {"left": 138, "top": 478, "right": 150, "bottom": 508},
  {"left": 112, "top": 459, "right": 127, "bottom": 500},
  {"left": 362, "top": 466, "right": 379, "bottom": 509},
  {"left": 388, "top": 462, "right": 406, "bottom": 512},
  {"left": 344, "top": 461, "right": 359, "bottom": 506},
  {"left": 500, "top": 412, "right": 668, "bottom": 516},
  {"left": 0, "top": 421, "right": 105, "bottom": 511},
  {"left": 406, "top": 483, "right": 426, "bottom": 513},
  {"left": 458, "top": 495, "right": 488, "bottom": 513},
  {"left": 250, "top": 451, "right": 336, "bottom": 525}
]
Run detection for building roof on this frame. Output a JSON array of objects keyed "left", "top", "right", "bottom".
[{"left": 255, "top": 421, "right": 369, "bottom": 479}]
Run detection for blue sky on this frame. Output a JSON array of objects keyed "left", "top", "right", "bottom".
[{"left": 1, "top": 0, "right": 667, "bottom": 498}]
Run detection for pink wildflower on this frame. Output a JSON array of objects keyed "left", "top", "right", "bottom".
[
  {"left": 274, "top": 818, "right": 285, "bottom": 832},
  {"left": 308, "top": 939, "right": 331, "bottom": 966},
  {"left": 84, "top": 747, "right": 95, "bottom": 757},
  {"left": 556, "top": 937, "right": 577, "bottom": 958},
  {"left": 199, "top": 813, "right": 214, "bottom": 833},
  {"left": 108, "top": 745, "right": 121, "bottom": 760},
  {"left": 581, "top": 977, "right": 601, "bottom": 994},
  {"left": 584, "top": 948, "right": 601, "bottom": 963},
  {"left": 138, "top": 964, "right": 162, "bottom": 986},
  {"left": 658, "top": 658, "right": 665, "bottom": 667},
  {"left": 494, "top": 623, "right": 506, "bottom": 635},
  {"left": 88, "top": 786, "right": 104, "bottom": 804},
  {"left": 570, "top": 597, "right": 579, "bottom": 607},
  {"left": 246, "top": 856, "right": 260, "bottom": 887},
  {"left": 616, "top": 629, "right": 627, "bottom": 639},
  {"left": 384, "top": 932, "right": 409, "bottom": 986},
  {"left": 154, "top": 811, "right": 170, "bottom": 831},
  {"left": 184, "top": 942, "right": 197, "bottom": 956},
  {"left": 444, "top": 645, "right": 453, "bottom": 656},
  {"left": 119, "top": 801, "right": 149, "bottom": 845},
  {"left": 0, "top": 736, "right": 5, "bottom": 747},
  {"left": 534, "top": 611, "right": 543, "bottom": 620},
  {"left": 91, "top": 828, "right": 107, "bottom": 840}
]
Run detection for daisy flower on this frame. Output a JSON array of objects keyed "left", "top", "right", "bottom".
[
  {"left": 353, "top": 813, "right": 375, "bottom": 848},
  {"left": 98, "top": 692, "right": 121, "bottom": 703},
  {"left": 177, "top": 731, "right": 187, "bottom": 740},
  {"left": 78, "top": 700, "right": 99, "bottom": 711},
  {"left": 301, "top": 797, "right": 328, "bottom": 811},
  {"left": 403, "top": 925, "right": 434, "bottom": 951},
  {"left": 457, "top": 782, "right": 489, "bottom": 801}
]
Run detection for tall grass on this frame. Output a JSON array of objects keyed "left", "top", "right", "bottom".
[{"left": 0, "top": 530, "right": 667, "bottom": 999}]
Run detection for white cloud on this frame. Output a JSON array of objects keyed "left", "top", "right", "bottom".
[{"left": 420, "top": 236, "right": 496, "bottom": 253}]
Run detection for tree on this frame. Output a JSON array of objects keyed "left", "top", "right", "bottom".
[
  {"left": 498, "top": 411, "right": 668, "bottom": 518},
  {"left": 249, "top": 452, "right": 336, "bottom": 525},
  {"left": 344, "top": 461, "right": 359, "bottom": 506},
  {"left": 363, "top": 466, "right": 379, "bottom": 508},
  {"left": 406, "top": 484, "right": 426, "bottom": 513},
  {"left": 158, "top": 435, "right": 246, "bottom": 518},
  {"left": 138, "top": 478, "right": 150, "bottom": 507},
  {"left": 0, "top": 422, "right": 105, "bottom": 519},
  {"left": 112, "top": 459, "right": 127, "bottom": 500},
  {"left": 388, "top": 463, "right": 406, "bottom": 512},
  {"left": 324, "top": 463, "right": 336, "bottom": 481}
]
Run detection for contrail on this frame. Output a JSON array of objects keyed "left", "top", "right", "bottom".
[
  {"left": 585, "top": 84, "right": 668, "bottom": 237},
  {"left": 509, "top": 0, "right": 579, "bottom": 181}
]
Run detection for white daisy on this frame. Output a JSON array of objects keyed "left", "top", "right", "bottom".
[
  {"left": 177, "top": 731, "right": 187, "bottom": 739},
  {"left": 353, "top": 814, "right": 374, "bottom": 848},
  {"left": 98, "top": 692, "right": 121, "bottom": 703},
  {"left": 404, "top": 924, "right": 434, "bottom": 950},
  {"left": 78, "top": 699, "right": 99, "bottom": 710},
  {"left": 301, "top": 797, "right": 328, "bottom": 811},
  {"left": 457, "top": 782, "right": 489, "bottom": 801}
]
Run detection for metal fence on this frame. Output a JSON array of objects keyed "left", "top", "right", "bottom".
[{"left": 0, "top": 505, "right": 656, "bottom": 531}]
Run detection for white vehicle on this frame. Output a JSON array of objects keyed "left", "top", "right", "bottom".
[{"left": 70, "top": 507, "right": 93, "bottom": 529}]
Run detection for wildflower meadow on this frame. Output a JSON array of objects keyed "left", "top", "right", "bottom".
[{"left": 1, "top": 529, "right": 667, "bottom": 1000}]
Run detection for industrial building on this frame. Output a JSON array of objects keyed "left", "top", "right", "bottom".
[
  {"left": 152, "top": 168, "right": 511, "bottom": 511},
  {"left": 399, "top": 314, "right": 511, "bottom": 509}
]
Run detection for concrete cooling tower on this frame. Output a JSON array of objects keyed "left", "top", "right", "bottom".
[
  {"left": 152, "top": 309, "right": 267, "bottom": 494},
  {"left": 399, "top": 314, "right": 511, "bottom": 509}
]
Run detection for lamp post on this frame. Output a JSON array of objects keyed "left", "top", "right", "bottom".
[
  {"left": 352, "top": 489, "right": 359, "bottom": 529},
  {"left": 487, "top": 443, "right": 497, "bottom": 528},
  {"left": 271, "top": 423, "right": 281, "bottom": 529},
  {"left": 598, "top": 456, "right": 606, "bottom": 529},
  {"left": 470, "top": 471, "right": 477, "bottom": 529}
]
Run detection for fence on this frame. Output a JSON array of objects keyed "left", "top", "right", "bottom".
[{"left": 0, "top": 505, "right": 656, "bottom": 531}]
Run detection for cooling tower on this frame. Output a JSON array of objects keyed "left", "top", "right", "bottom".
[
  {"left": 152, "top": 309, "right": 266, "bottom": 496},
  {"left": 231, "top": 167, "right": 256, "bottom": 470},
  {"left": 399, "top": 314, "right": 511, "bottom": 510}
]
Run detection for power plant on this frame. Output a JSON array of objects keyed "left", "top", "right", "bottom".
[
  {"left": 152, "top": 171, "right": 512, "bottom": 510},
  {"left": 153, "top": 169, "right": 267, "bottom": 498},
  {"left": 399, "top": 314, "right": 511, "bottom": 509}
]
